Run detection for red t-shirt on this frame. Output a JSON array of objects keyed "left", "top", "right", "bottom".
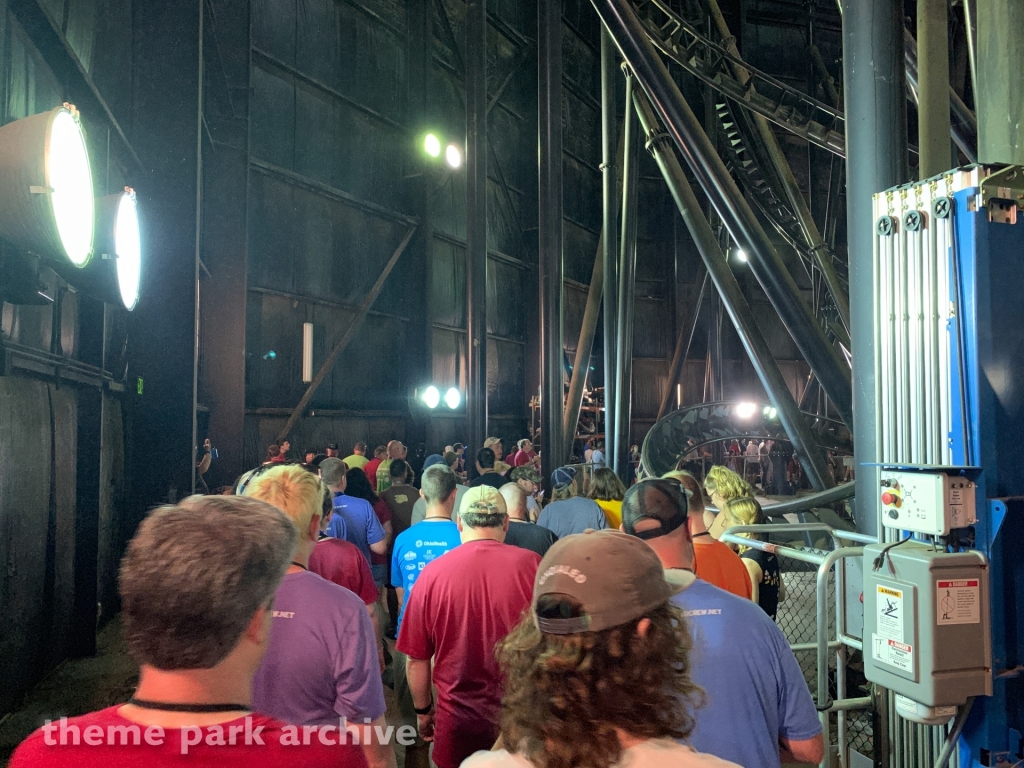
[
  {"left": 512, "top": 450, "right": 536, "bottom": 467},
  {"left": 362, "top": 458, "right": 382, "bottom": 491},
  {"left": 308, "top": 536, "right": 379, "bottom": 605},
  {"left": 9, "top": 707, "right": 367, "bottom": 767},
  {"left": 369, "top": 499, "right": 392, "bottom": 566},
  {"left": 396, "top": 540, "right": 540, "bottom": 768}
]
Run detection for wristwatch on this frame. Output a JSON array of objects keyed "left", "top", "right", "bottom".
[{"left": 413, "top": 697, "right": 433, "bottom": 716}]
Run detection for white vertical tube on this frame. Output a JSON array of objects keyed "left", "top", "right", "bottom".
[{"left": 302, "top": 322, "right": 314, "bottom": 383}]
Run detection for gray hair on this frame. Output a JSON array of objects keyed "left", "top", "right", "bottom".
[
  {"left": 119, "top": 495, "right": 297, "bottom": 670},
  {"left": 319, "top": 457, "right": 348, "bottom": 487},
  {"left": 421, "top": 464, "right": 457, "bottom": 505},
  {"left": 460, "top": 501, "right": 507, "bottom": 529},
  {"left": 499, "top": 482, "right": 528, "bottom": 518}
]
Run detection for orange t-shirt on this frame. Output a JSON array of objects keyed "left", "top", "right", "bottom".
[{"left": 692, "top": 535, "right": 752, "bottom": 599}]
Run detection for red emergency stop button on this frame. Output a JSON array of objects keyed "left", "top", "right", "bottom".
[{"left": 881, "top": 492, "right": 896, "bottom": 506}]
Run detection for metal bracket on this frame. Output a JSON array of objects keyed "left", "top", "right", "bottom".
[{"left": 980, "top": 165, "right": 1024, "bottom": 224}]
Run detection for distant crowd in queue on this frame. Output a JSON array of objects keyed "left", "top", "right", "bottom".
[{"left": 13, "top": 436, "right": 818, "bottom": 768}]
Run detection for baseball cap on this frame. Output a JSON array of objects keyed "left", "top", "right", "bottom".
[
  {"left": 460, "top": 485, "right": 508, "bottom": 516},
  {"left": 551, "top": 465, "right": 576, "bottom": 490},
  {"left": 532, "top": 530, "right": 681, "bottom": 634},
  {"left": 422, "top": 453, "right": 446, "bottom": 470},
  {"left": 326, "top": 443, "right": 338, "bottom": 450},
  {"left": 484, "top": 436, "right": 503, "bottom": 450},
  {"left": 621, "top": 478, "right": 690, "bottom": 541},
  {"left": 510, "top": 465, "right": 541, "bottom": 484}
]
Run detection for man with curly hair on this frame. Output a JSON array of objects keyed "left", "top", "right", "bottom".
[
  {"left": 462, "top": 529, "right": 738, "bottom": 768},
  {"left": 621, "top": 479, "right": 823, "bottom": 768}
]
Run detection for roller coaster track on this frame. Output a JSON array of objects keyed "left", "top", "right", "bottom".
[
  {"left": 632, "top": 0, "right": 847, "bottom": 156},
  {"left": 641, "top": 400, "right": 853, "bottom": 478}
]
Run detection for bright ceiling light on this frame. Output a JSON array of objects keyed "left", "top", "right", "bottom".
[
  {"left": 421, "top": 385, "right": 441, "bottom": 409},
  {"left": 444, "top": 387, "right": 461, "bottom": 409},
  {"left": 735, "top": 402, "right": 757, "bottom": 419},
  {"left": 445, "top": 144, "right": 462, "bottom": 169},
  {"left": 113, "top": 191, "right": 142, "bottom": 309},
  {"left": 424, "top": 133, "right": 442, "bottom": 158},
  {"left": 0, "top": 105, "right": 95, "bottom": 266},
  {"left": 735, "top": 248, "right": 748, "bottom": 263}
]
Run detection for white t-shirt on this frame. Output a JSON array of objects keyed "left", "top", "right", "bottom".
[{"left": 461, "top": 740, "right": 741, "bottom": 768}]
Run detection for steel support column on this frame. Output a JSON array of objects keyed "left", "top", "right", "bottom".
[
  {"left": 600, "top": 27, "right": 619, "bottom": 469},
  {"left": 634, "top": 90, "right": 834, "bottom": 491},
  {"left": 977, "top": 1, "right": 1024, "bottom": 164},
  {"left": 591, "top": 0, "right": 853, "bottom": 429},
  {"left": 657, "top": 267, "right": 707, "bottom": 422},
  {"left": 613, "top": 73, "right": 640, "bottom": 479},
  {"left": 842, "top": 0, "right": 908, "bottom": 535},
  {"left": 538, "top": 0, "right": 565, "bottom": 486},
  {"left": 466, "top": 0, "right": 488, "bottom": 453},
  {"left": 917, "top": 0, "right": 952, "bottom": 178}
]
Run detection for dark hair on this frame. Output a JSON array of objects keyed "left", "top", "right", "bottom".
[
  {"left": 354, "top": 441, "right": 366, "bottom": 453},
  {"left": 497, "top": 596, "right": 702, "bottom": 768},
  {"left": 344, "top": 467, "right": 379, "bottom": 504},
  {"left": 477, "top": 447, "right": 496, "bottom": 469},
  {"left": 265, "top": 444, "right": 280, "bottom": 461},
  {"left": 390, "top": 458, "right": 410, "bottom": 480},
  {"left": 374, "top": 445, "right": 387, "bottom": 458},
  {"left": 444, "top": 450, "right": 459, "bottom": 468},
  {"left": 120, "top": 496, "right": 296, "bottom": 669},
  {"left": 588, "top": 467, "right": 626, "bottom": 502}
]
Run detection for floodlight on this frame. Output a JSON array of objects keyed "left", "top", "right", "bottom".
[
  {"left": 421, "top": 385, "right": 441, "bottom": 409},
  {"left": 0, "top": 105, "right": 95, "bottom": 266},
  {"left": 768, "top": 407, "right": 778, "bottom": 419},
  {"left": 424, "top": 134, "right": 442, "bottom": 158},
  {"left": 444, "top": 387, "right": 461, "bottom": 409},
  {"left": 445, "top": 144, "right": 462, "bottom": 168},
  {"left": 735, "top": 248, "right": 748, "bottom": 263},
  {"left": 735, "top": 402, "right": 757, "bottom": 419}
]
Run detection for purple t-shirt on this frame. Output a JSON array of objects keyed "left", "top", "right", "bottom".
[{"left": 252, "top": 570, "right": 385, "bottom": 725}]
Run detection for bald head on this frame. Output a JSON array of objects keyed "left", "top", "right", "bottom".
[
  {"left": 387, "top": 440, "right": 406, "bottom": 459},
  {"left": 499, "top": 483, "right": 529, "bottom": 521}
]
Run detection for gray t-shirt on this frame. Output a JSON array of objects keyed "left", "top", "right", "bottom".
[
  {"left": 411, "top": 484, "right": 470, "bottom": 525},
  {"left": 536, "top": 496, "right": 609, "bottom": 538}
]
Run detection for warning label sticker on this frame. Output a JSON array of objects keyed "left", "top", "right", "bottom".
[
  {"left": 876, "top": 585, "right": 904, "bottom": 641},
  {"left": 872, "top": 634, "right": 914, "bottom": 672},
  {"left": 936, "top": 579, "right": 981, "bottom": 625}
]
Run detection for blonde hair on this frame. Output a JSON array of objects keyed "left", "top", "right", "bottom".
[
  {"left": 244, "top": 464, "right": 327, "bottom": 536},
  {"left": 723, "top": 496, "right": 765, "bottom": 553},
  {"left": 704, "top": 465, "right": 753, "bottom": 502}
]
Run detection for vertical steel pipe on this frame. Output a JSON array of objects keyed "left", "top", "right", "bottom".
[
  {"left": 538, "top": 0, "right": 565, "bottom": 485},
  {"left": 977, "top": 1, "right": 1024, "bottom": 164},
  {"left": 563, "top": 242, "right": 603, "bottom": 457},
  {"left": 633, "top": 90, "right": 835, "bottom": 491},
  {"left": 917, "top": 0, "right": 952, "bottom": 177},
  {"left": 466, "top": 0, "right": 488, "bottom": 453},
  {"left": 614, "top": 73, "right": 640, "bottom": 478},
  {"left": 842, "top": 0, "right": 908, "bottom": 537},
  {"left": 657, "top": 268, "right": 708, "bottom": 421},
  {"left": 601, "top": 27, "right": 619, "bottom": 467},
  {"left": 591, "top": 0, "right": 853, "bottom": 429}
]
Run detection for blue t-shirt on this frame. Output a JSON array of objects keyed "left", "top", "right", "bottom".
[
  {"left": 672, "top": 579, "right": 821, "bottom": 768},
  {"left": 390, "top": 520, "right": 462, "bottom": 631},
  {"left": 536, "top": 496, "right": 608, "bottom": 538},
  {"left": 326, "top": 492, "right": 385, "bottom": 565}
]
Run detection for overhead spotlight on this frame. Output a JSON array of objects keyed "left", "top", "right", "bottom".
[
  {"left": 0, "top": 105, "right": 95, "bottom": 266},
  {"left": 424, "top": 133, "right": 442, "bottom": 158},
  {"left": 444, "top": 387, "right": 461, "bottom": 409},
  {"left": 445, "top": 144, "right": 462, "bottom": 169},
  {"left": 421, "top": 385, "right": 441, "bottom": 409},
  {"left": 768, "top": 407, "right": 778, "bottom": 419},
  {"left": 735, "top": 248, "right": 748, "bottom": 263},
  {"left": 735, "top": 402, "right": 757, "bottom": 419}
]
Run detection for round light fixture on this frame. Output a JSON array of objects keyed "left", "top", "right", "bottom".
[
  {"left": 444, "top": 387, "right": 461, "bottom": 409},
  {"left": 424, "top": 133, "right": 442, "bottom": 158},
  {"left": 445, "top": 144, "right": 462, "bottom": 169},
  {"left": 421, "top": 385, "right": 441, "bottom": 409},
  {"left": 113, "top": 191, "right": 142, "bottom": 309},
  {"left": 735, "top": 401, "right": 757, "bottom": 419},
  {"left": 735, "top": 248, "right": 748, "bottom": 263},
  {"left": 0, "top": 105, "right": 95, "bottom": 266}
]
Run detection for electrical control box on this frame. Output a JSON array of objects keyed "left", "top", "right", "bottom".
[
  {"left": 879, "top": 470, "right": 976, "bottom": 536},
  {"left": 863, "top": 542, "right": 991, "bottom": 724}
]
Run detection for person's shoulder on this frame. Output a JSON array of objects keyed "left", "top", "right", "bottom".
[
  {"left": 10, "top": 706, "right": 121, "bottom": 761},
  {"left": 628, "top": 738, "right": 742, "bottom": 767},
  {"left": 460, "top": 748, "right": 532, "bottom": 767},
  {"left": 313, "top": 537, "right": 360, "bottom": 558},
  {"left": 297, "top": 570, "right": 365, "bottom": 610}
]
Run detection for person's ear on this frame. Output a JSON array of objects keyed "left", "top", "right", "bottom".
[
  {"left": 308, "top": 514, "right": 321, "bottom": 542},
  {"left": 619, "top": 523, "right": 625, "bottom": 532},
  {"left": 636, "top": 617, "right": 652, "bottom": 639},
  {"left": 503, "top": 516, "right": 510, "bottom": 532},
  {"left": 419, "top": 488, "right": 426, "bottom": 500},
  {"left": 245, "top": 603, "right": 273, "bottom": 646},
  {"left": 456, "top": 515, "right": 464, "bottom": 533}
]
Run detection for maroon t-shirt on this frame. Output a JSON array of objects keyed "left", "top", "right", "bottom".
[
  {"left": 396, "top": 540, "right": 540, "bottom": 768},
  {"left": 512, "top": 450, "right": 536, "bottom": 467},
  {"left": 369, "top": 499, "right": 392, "bottom": 566},
  {"left": 308, "top": 536, "right": 379, "bottom": 605},
  {"left": 9, "top": 707, "right": 367, "bottom": 768}
]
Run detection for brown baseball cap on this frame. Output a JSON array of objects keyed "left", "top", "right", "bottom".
[
  {"left": 459, "top": 485, "right": 507, "bottom": 516},
  {"left": 532, "top": 530, "right": 681, "bottom": 634},
  {"left": 621, "top": 478, "right": 690, "bottom": 541}
]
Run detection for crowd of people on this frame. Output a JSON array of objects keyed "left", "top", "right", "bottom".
[{"left": 13, "top": 435, "right": 822, "bottom": 768}]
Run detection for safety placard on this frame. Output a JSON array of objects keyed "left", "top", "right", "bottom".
[
  {"left": 876, "top": 585, "right": 904, "bottom": 641},
  {"left": 872, "top": 634, "right": 914, "bottom": 673},
  {"left": 936, "top": 579, "right": 980, "bottom": 625}
]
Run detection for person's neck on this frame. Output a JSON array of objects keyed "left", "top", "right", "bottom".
[
  {"left": 329, "top": 486, "right": 345, "bottom": 496},
  {"left": 688, "top": 513, "right": 710, "bottom": 537},
  {"left": 652, "top": 540, "right": 695, "bottom": 571},
  {"left": 507, "top": 512, "right": 529, "bottom": 523},
  {"left": 461, "top": 527, "right": 505, "bottom": 544},
  {"left": 120, "top": 664, "right": 254, "bottom": 727},
  {"left": 288, "top": 540, "right": 315, "bottom": 572},
  {"left": 424, "top": 504, "right": 452, "bottom": 520}
]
